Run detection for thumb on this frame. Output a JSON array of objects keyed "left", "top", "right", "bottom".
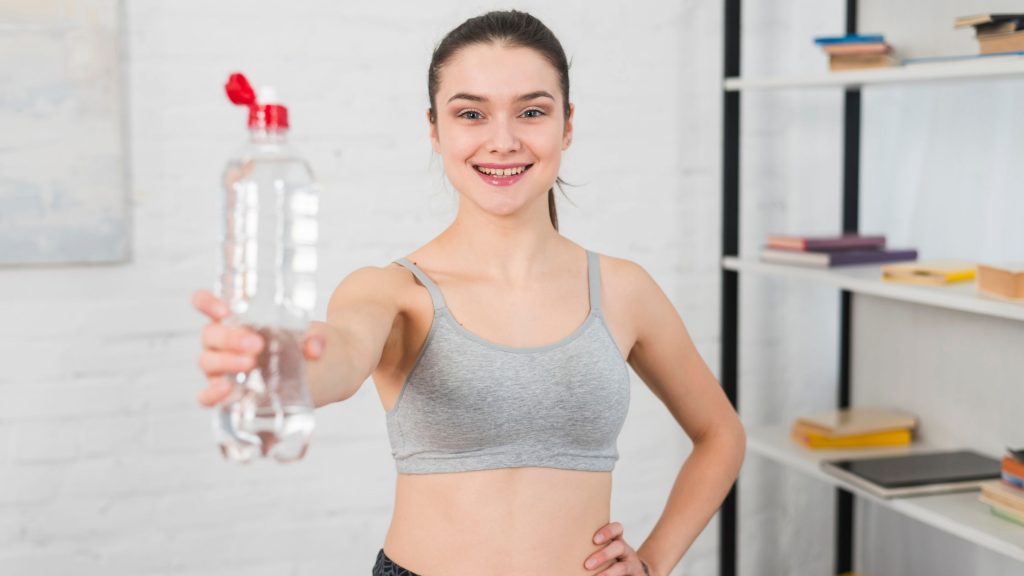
[{"left": 304, "top": 334, "right": 326, "bottom": 360}]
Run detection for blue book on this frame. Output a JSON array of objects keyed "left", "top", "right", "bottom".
[
  {"left": 1003, "top": 470, "right": 1024, "bottom": 489},
  {"left": 814, "top": 34, "right": 885, "bottom": 45}
]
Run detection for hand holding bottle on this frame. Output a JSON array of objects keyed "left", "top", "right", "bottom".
[{"left": 192, "top": 288, "right": 326, "bottom": 408}]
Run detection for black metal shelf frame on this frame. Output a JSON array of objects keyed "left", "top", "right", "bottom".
[{"left": 719, "top": 1, "right": 860, "bottom": 575}]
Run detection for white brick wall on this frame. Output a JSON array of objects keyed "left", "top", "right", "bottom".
[{"left": 0, "top": 1, "right": 723, "bottom": 574}]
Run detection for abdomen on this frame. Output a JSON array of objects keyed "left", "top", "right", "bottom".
[{"left": 384, "top": 467, "right": 617, "bottom": 575}]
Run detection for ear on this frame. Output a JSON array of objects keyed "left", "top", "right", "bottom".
[
  {"left": 562, "top": 103, "right": 574, "bottom": 150},
  {"left": 427, "top": 108, "right": 440, "bottom": 154}
]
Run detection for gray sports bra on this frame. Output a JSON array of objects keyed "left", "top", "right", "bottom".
[{"left": 386, "top": 249, "right": 631, "bottom": 474}]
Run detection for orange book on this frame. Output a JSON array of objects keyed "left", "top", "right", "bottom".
[
  {"left": 1003, "top": 455, "right": 1024, "bottom": 478},
  {"left": 830, "top": 53, "right": 899, "bottom": 71},
  {"left": 977, "top": 263, "right": 1024, "bottom": 300},
  {"left": 823, "top": 43, "right": 892, "bottom": 56},
  {"left": 979, "top": 30, "right": 1024, "bottom": 54}
]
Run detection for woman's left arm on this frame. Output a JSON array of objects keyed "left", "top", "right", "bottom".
[{"left": 585, "top": 260, "right": 746, "bottom": 576}]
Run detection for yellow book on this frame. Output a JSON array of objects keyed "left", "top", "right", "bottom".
[
  {"left": 882, "top": 259, "right": 977, "bottom": 285},
  {"left": 791, "top": 427, "right": 912, "bottom": 449}
]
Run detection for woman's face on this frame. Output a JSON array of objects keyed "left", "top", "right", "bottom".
[{"left": 429, "top": 42, "right": 573, "bottom": 218}]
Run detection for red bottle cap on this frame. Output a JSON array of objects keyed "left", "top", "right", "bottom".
[{"left": 225, "top": 72, "right": 289, "bottom": 130}]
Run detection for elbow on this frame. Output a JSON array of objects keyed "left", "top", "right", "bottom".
[
  {"left": 699, "top": 415, "right": 746, "bottom": 471},
  {"left": 728, "top": 418, "right": 747, "bottom": 473}
]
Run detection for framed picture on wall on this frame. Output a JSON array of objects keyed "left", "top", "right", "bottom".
[{"left": 0, "top": 0, "right": 130, "bottom": 266}]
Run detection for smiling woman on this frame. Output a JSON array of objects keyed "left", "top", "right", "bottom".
[
  {"left": 426, "top": 12, "right": 574, "bottom": 231},
  {"left": 193, "top": 8, "right": 745, "bottom": 576}
]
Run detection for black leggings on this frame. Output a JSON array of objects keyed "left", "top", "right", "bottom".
[{"left": 373, "top": 548, "right": 420, "bottom": 576}]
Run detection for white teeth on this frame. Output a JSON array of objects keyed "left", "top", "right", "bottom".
[{"left": 476, "top": 165, "right": 527, "bottom": 176}]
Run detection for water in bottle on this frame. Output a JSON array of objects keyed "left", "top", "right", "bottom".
[{"left": 213, "top": 72, "right": 319, "bottom": 463}]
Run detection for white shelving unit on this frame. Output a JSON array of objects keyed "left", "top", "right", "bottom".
[
  {"left": 722, "top": 257, "right": 1024, "bottom": 322},
  {"left": 722, "top": 40, "right": 1024, "bottom": 572},
  {"left": 747, "top": 427, "right": 1024, "bottom": 563}
]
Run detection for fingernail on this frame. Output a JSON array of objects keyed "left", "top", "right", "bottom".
[
  {"left": 585, "top": 559, "right": 597, "bottom": 569},
  {"left": 595, "top": 534, "right": 605, "bottom": 544},
  {"left": 310, "top": 337, "right": 324, "bottom": 356}
]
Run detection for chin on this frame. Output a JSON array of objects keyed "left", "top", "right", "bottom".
[{"left": 458, "top": 187, "right": 546, "bottom": 217}]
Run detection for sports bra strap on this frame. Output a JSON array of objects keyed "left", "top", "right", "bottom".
[
  {"left": 394, "top": 258, "right": 448, "bottom": 311},
  {"left": 397, "top": 251, "right": 600, "bottom": 314},
  {"left": 587, "top": 249, "right": 602, "bottom": 315}
]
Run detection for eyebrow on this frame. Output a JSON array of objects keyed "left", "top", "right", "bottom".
[{"left": 446, "top": 90, "right": 555, "bottom": 104}]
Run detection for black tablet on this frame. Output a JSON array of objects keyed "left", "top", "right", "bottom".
[{"left": 821, "top": 449, "right": 1002, "bottom": 498}]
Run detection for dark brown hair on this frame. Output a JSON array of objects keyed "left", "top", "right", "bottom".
[{"left": 428, "top": 10, "right": 572, "bottom": 230}]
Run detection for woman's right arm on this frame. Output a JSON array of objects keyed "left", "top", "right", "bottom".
[
  {"left": 306, "top": 266, "right": 402, "bottom": 407},
  {"left": 193, "top": 265, "right": 402, "bottom": 409}
]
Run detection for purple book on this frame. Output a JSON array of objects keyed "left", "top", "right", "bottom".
[
  {"left": 766, "top": 234, "right": 887, "bottom": 252},
  {"left": 761, "top": 247, "right": 918, "bottom": 268}
]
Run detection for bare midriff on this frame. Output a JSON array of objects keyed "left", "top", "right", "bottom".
[{"left": 382, "top": 467, "right": 617, "bottom": 575}]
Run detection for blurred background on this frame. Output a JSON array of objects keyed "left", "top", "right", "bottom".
[{"left": 2, "top": 0, "right": 1022, "bottom": 575}]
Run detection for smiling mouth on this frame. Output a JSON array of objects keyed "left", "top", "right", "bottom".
[{"left": 473, "top": 164, "right": 534, "bottom": 177}]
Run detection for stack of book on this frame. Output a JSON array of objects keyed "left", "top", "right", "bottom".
[
  {"left": 977, "top": 262, "right": 1024, "bottom": 301},
  {"left": 814, "top": 33, "right": 898, "bottom": 71},
  {"left": 881, "top": 260, "right": 977, "bottom": 285},
  {"left": 978, "top": 448, "right": 1024, "bottom": 527},
  {"left": 791, "top": 407, "right": 918, "bottom": 449},
  {"left": 955, "top": 13, "right": 1024, "bottom": 55},
  {"left": 760, "top": 233, "right": 918, "bottom": 268}
]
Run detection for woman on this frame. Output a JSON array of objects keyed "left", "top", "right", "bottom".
[{"left": 193, "top": 10, "right": 745, "bottom": 576}]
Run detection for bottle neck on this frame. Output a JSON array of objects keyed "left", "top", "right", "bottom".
[{"left": 248, "top": 127, "right": 288, "bottom": 145}]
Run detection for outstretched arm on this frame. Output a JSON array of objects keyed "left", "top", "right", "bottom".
[{"left": 306, "top": 266, "right": 402, "bottom": 408}]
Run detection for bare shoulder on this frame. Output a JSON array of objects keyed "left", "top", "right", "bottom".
[
  {"left": 593, "top": 252, "right": 663, "bottom": 357},
  {"left": 596, "top": 252, "right": 659, "bottom": 306},
  {"left": 325, "top": 262, "right": 417, "bottom": 323}
]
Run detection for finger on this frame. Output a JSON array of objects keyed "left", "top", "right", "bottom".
[
  {"left": 192, "top": 289, "right": 230, "bottom": 321},
  {"left": 197, "top": 375, "right": 233, "bottom": 407},
  {"left": 203, "top": 323, "right": 264, "bottom": 355},
  {"left": 303, "top": 334, "right": 325, "bottom": 360},
  {"left": 594, "top": 562, "right": 629, "bottom": 576},
  {"left": 198, "top": 349, "right": 256, "bottom": 377},
  {"left": 594, "top": 521, "right": 624, "bottom": 544},
  {"left": 585, "top": 540, "right": 626, "bottom": 571}
]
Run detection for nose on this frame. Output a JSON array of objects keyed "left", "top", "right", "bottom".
[{"left": 487, "top": 115, "right": 520, "bottom": 154}]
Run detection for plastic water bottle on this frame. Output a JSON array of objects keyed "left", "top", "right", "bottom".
[{"left": 213, "top": 72, "right": 319, "bottom": 463}]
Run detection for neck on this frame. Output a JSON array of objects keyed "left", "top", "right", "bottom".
[{"left": 437, "top": 192, "right": 565, "bottom": 285}]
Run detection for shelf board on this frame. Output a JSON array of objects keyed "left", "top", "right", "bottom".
[
  {"left": 747, "top": 425, "right": 1024, "bottom": 563},
  {"left": 722, "top": 257, "right": 1024, "bottom": 322},
  {"left": 724, "top": 54, "right": 1024, "bottom": 91}
]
